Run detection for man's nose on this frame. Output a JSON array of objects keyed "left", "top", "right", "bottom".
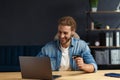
[{"left": 60, "top": 33, "right": 65, "bottom": 38}]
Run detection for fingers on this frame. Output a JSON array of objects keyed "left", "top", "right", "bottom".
[
  {"left": 74, "top": 57, "right": 84, "bottom": 67},
  {"left": 76, "top": 57, "right": 83, "bottom": 64}
]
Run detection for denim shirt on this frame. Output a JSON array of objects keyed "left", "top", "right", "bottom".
[{"left": 37, "top": 37, "right": 98, "bottom": 72}]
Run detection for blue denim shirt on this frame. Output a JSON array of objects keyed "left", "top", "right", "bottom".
[{"left": 37, "top": 37, "right": 97, "bottom": 72}]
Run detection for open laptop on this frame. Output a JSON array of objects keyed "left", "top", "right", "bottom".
[{"left": 19, "top": 56, "right": 61, "bottom": 80}]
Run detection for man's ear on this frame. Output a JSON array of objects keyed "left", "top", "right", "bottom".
[{"left": 71, "top": 31, "right": 75, "bottom": 36}]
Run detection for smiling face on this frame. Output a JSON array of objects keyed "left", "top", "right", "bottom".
[
  {"left": 58, "top": 25, "right": 74, "bottom": 48},
  {"left": 57, "top": 16, "right": 77, "bottom": 48}
]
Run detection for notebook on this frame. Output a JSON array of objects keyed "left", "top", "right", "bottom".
[{"left": 19, "top": 56, "right": 61, "bottom": 80}]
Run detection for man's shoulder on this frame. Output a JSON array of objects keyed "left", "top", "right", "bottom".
[
  {"left": 44, "top": 40, "right": 57, "bottom": 47},
  {"left": 72, "top": 37, "right": 86, "bottom": 44},
  {"left": 72, "top": 38, "right": 89, "bottom": 48}
]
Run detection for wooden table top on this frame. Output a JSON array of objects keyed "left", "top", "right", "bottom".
[{"left": 0, "top": 70, "right": 120, "bottom": 80}]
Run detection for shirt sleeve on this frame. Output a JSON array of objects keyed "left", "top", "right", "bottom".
[{"left": 82, "top": 42, "right": 98, "bottom": 72}]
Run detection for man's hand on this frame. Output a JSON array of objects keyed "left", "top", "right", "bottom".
[
  {"left": 74, "top": 57, "right": 85, "bottom": 69},
  {"left": 73, "top": 56, "right": 95, "bottom": 73}
]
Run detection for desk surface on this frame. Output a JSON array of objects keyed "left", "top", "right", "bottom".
[{"left": 0, "top": 70, "right": 120, "bottom": 80}]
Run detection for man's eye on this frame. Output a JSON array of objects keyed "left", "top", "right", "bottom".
[{"left": 64, "top": 32, "right": 67, "bottom": 34}]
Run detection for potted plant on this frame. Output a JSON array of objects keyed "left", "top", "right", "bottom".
[
  {"left": 94, "top": 21, "right": 102, "bottom": 29},
  {"left": 89, "top": 0, "right": 98, "bottom": 12}
]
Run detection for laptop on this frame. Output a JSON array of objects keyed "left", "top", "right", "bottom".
[{"left": 19, "top": 56, "right": 61, "bottom": 80}]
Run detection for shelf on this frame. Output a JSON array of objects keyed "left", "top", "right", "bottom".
[
  {"left": 98, "top": 64, "right": 120, "bottom": 66},
  {"left": 98, "top": 65, "right": 120, "bottom": 70},
  {"left": 86, "top": 11, "right": 120, "bottom": 14},
  {"left": 86, "top": 28, "right": 120, "bottom": 32},
  {"left": 89, "top": 46, "right": 120, "bottom": 49},
  {"left": 86, "top": 10, "right": 120, "bottom": 69}
]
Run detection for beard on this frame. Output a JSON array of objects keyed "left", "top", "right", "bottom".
[{"left": 59, "top": 36, "right": 72, "bottom": 47}]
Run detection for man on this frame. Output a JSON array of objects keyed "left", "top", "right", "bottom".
[{"left": 37, "top": 16, "right": 97, "bottom": 73}]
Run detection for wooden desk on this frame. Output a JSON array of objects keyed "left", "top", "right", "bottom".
[{"left": 0, "top": 70, "right": 120, "bottom": 80}]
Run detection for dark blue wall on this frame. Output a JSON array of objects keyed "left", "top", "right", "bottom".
[
  {"left": 0, "top": 0, "right": 119, "bottom": 45},
  {"left": 0, "top": 0, "right": 89, "bottom": 45}
]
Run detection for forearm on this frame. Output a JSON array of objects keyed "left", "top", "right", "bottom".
[{"left": 79, "top": 64, "right": 95, "bottom": 73}]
